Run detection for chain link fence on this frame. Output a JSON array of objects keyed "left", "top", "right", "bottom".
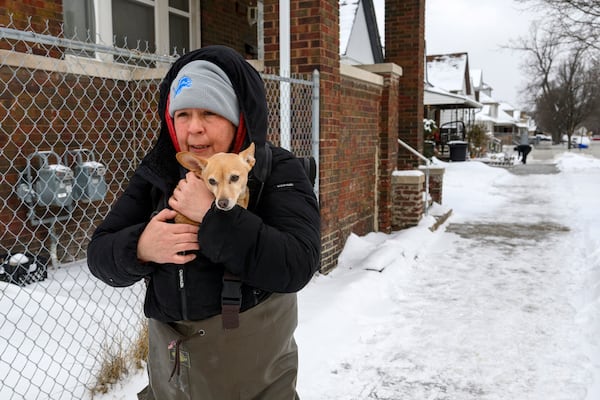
[{"left": 0, "top": 19, "right": 316, "bottom": 400}]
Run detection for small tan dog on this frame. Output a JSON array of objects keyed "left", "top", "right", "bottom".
[{"left": 174, "top": 143, "right": 255, "bottom": 225}]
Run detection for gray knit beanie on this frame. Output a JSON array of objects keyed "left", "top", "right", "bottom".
[{"left": 169, "top": 60, "right": 240, "bottom": 126}]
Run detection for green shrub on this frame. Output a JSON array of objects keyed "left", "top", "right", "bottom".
[{"left": 467, "top": 124, "right": 489, "bottom": 158}]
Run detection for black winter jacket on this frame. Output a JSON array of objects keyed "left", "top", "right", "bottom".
[{"left": 87, "top": 46, "right": 321, "bottom": 322}]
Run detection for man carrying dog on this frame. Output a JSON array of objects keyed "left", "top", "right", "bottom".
[{"left": 88, "top": 45, "right": 321, "bottom": 399}]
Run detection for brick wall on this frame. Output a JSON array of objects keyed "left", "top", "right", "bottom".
[
  {"left": 361, "top": 64, "right": 403, "bottom": 234},
  {"left": 0, "top": 0, "right": 63, "bottom": 56},
  {"left": 336, "top": 71, "right": 381, "bottom": 247},
  {"left": 200, "top": 0, "right": 258, "bottom": 58},
  {"left": 0, "top": 0, "right": 62, "bottom": 35}
]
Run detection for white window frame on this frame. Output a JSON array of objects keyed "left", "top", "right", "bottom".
[{"left": 93, "top": 0, "right": 200, "bottom": 62}]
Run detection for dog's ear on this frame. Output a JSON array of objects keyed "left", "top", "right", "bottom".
[
  {"left": 176, "top": 152, "right": 209, "bottom": 172},
  {"left": 240, "top": 143, "right": 256, "bottom": 169}
]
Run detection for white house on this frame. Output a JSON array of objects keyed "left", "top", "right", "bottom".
[
  {"left": 424, "top": 52, "right": 482, "bottom": 140},
  {"left": 472, "top": 69, "right": 531, "bottom": 146}
]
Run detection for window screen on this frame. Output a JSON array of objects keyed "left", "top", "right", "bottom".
[
  {"left": 169, "top": 12, "right": 190, "bottom": 54},
  {"left": 63, "top": 0, "right": 95, "bottom": 42},
  {"left": 112, "top": 0, "right": 156, "bottom": 53}
]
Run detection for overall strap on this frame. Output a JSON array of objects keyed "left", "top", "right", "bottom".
[{"left": 221, "top": 271, "right": 242, "bottom": 329}]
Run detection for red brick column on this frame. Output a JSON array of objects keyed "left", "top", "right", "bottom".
[
  {"left": 264, "top": 0, "right": 341, "bottom": 273},
  {"left": 385, "top": 0, "right": 426, "bottom": 170},
  {"left": 391, "top": 172, "right": 424, "bottom": 229},
  {"left": 419, "top": 165, "right": 446, "bottom": 205}
]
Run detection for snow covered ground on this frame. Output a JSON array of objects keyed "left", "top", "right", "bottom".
[
  {"left": 310, "top": 162, "right": 598, "bottom": 399},
  {"left": 93, "top": 144, "right": 600, "bottom": 399},
  {"left": 3, "top": 144, "right": 599, "bottom": 399},
  {"left": 294, "top": 147, "right": 600, "bottom": 400}
]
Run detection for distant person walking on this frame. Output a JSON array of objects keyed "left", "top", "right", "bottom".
[{"left": 515, "top": 144, "right": 532, "bottom": 164}]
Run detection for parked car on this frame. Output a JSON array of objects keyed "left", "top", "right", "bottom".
[{"left": 571, "top": 135, "right": 590, "bottom": 148}]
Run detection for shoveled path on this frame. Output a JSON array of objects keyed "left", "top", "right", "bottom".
[{"left": 305, "top": 157, "right": 597, "bottom": 399}]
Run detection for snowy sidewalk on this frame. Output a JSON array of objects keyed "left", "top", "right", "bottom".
[{"left": 296, "top": 151, "right": 600, "bottom": 400}]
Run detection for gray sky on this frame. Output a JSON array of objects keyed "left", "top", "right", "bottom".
[{"left": 424, "top": 0, "right": 543, "bottom": 108}]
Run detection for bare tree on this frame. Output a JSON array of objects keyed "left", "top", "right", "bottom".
[
  {"left": 516, "top": 0, "right": 600, "bottom": 50},
  {"left": 510, "top": 22, "right": 562, "bottom": 105},
  {"left": 532, "top": 47, "right": 599, "bottom": 147},
  {"left": 509, "top": 16, "right": 600, "bottom": 147}
]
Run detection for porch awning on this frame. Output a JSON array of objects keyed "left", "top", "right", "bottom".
[{"left": 424, "top": 86, "right": 482, "bottom": 109}]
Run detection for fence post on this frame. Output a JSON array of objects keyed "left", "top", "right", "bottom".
[{"left": 312, "top": 69, "right": 320, "bottom": 198}]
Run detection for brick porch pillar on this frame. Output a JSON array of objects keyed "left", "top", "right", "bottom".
[
  {"left": 419, "top": 165, "right": 446, "bottom": 205},
  {"left": 385, "top": 0, "right": 426, "bottom": 170},
  {"left": 391, "top": 171, "right": 425, "bottom": 229}
]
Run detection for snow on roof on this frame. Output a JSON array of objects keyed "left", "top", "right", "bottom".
[
  {"left": 495, "top": 102, "right": 520, "bottom": 125},
  {"left": 478, "top": 91, "right": 498, "bottom": 104},
  {"left": 476, "top": 97, "right": 532, "bottom": 128},
  {"left": 426, "top": 53, "right": 468, "bottom": 93},
  {"left": 339, "top": 0, "right": 360, "bottom": 55},
  {"left": 476, "top": 113, "right": 496, "bottom": 123},
  {"left": 499, "top": 101, "right": 515, "bottom": 112},
  {"left": 424, "top": 84, "right": 482, "bottom": 108}
]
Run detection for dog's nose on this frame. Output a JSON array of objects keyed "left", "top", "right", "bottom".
[{"left": 217, "top": 199, "right": 230, "bottom": 210}]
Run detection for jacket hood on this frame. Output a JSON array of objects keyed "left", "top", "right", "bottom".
[{"left": 141, "top": 45, "right": 268, "bottom": 182}]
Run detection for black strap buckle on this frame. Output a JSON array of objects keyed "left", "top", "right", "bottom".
[
  {"left": 221, "top": 273, "right": 242, "bottom": 329},
  {"left": 222, "top": 274, "right": 242, "bottom": 305}
]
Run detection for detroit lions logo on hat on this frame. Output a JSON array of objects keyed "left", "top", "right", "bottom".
[{"left": 173, "top": 76, "right": 192, "bottom": 98}]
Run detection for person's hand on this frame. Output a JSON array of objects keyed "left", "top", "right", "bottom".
[
  {"left": 137, "top": 208, "right": 199, "bottom": 264},
  {"left": 169, "top": 171, "right": 214, "bottom": 224}
]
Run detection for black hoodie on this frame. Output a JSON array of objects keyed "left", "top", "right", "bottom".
[{"left": 87, "top": 46, "right": 321, "bottom": 322}]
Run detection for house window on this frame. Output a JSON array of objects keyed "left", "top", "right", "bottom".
[
  {"left": 112, "top": 0, "right": 157, "bottom": 52},
  {"left": 111, "top": 0, "right": 193, "bottom": 54},
  {"left": 168, "top": 3, "right": 191, "bottom": 53},
  {"left": 67, "top": 0, "right": 197, "bottom": 61},
  {"left": 63, "top": 0, "right": 96, "bottom": 42}
]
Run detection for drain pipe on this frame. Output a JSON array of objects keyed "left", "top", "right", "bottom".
[
  {"left": 312, "top": 69, "right": 320, "bottom": 199},
  {"left": 397, "top": 139, "right": 431, "bottom": 216},
  {"left": 257, "top": 0, "right": 264, "bottom": 62}
]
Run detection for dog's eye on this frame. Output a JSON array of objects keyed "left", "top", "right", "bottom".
[
  {"left": 230, "top": 175, "right": 239, "bottom": 183},
  {"left": 208, "top": 178, "right": 217, "bottom": 186}
]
